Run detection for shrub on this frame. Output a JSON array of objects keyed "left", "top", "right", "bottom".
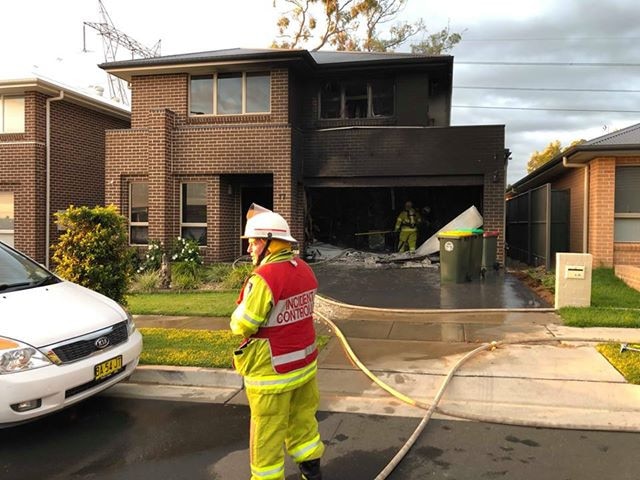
[
  {"left": 130, "top": 270, "right": 162, "bottom": 293},
  {"left": 171, "top": 237, "right": 203, "bottom": 265},
  {"left": 203, "top": 263, "right": 234, "bottom": 284},
  {"left": 138, "top": 240, "right": 164, "bottom": 273},
  {"left": 171, "top": 261, "right": 203, "bottom": 290},
  {"left": 222, "top": 263, "right": 254, "bottom": 290},
  {"left": 52, "top": 205, "right": 133, "bottom": 305}
]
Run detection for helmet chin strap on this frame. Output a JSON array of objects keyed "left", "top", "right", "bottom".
[{"left": 256, "top": 233, "right": 273, "bottom": 265}]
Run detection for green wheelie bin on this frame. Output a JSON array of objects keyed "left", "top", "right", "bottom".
[
  {"left": 438, "top": 231, "right": 473, "bottom": 283},
  {"left": 481, "top": 230, "right": 500, "bottom": 277}
]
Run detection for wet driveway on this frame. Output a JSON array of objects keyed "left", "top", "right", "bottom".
[{"left": 313, "top": 264, "right": 550, "bottom": 309}]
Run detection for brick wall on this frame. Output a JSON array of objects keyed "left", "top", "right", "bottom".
[
  {"left": 551, "top": 167, "right": 585, "bottom": 253},
  {"left": 1, "top": 91, "right": 128, "bottom": 263},
  {"left": 482, "top": 165, "right": 506, "bottom": 263},
  {"left": 615, "top": 264, "right": 640, "bottom": 291},
  {"left": 588, "top": 157, "right": 616, "bottom": 267},
  {"left": 107, "top": 68, "right": 296, "bottom": 262}
]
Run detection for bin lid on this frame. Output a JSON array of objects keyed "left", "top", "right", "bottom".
[{"left": 438, "top": 230, "right": 473, "bottom": 238}]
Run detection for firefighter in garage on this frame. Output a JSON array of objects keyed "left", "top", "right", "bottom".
[
  {"left": 394, "top": 200, "right": 422, "bottom": 252},
  {"left": 231, "top": 204, "right": 324, "bottom": 480}
]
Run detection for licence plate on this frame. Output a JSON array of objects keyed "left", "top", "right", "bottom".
[{"left": 94, "top": 355, "right": 123, "bottom": 381}]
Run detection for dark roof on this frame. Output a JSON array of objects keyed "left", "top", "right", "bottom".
[
  {"left": 584, "top": 122, "right": 640, "bottom": 146},
  {"left": 100, "top": 47, "right": 451, "bottom": 71},
  {"left": 510, "top": 121, "right": 640, "bottom": 193}
]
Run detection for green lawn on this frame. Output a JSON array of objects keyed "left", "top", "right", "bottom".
[
  {"left": 139, "top": 328, "right": 330, "bottom": 369},
  {"left": 596, "top": 343, "right": 640, "bottom": 385},
  {"left": 127, "top": 291, "right": 237, "bottom": 317},
  {"left": 559, "top": 268, "right": 640, "bottom": 328}
]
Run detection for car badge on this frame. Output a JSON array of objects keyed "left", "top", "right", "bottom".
[{"left": 95, "top": 336, "right": 110, "bottom": 349}]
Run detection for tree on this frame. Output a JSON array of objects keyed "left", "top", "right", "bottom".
[
  {"left": 527, "top": 139, "right": 586, "bottom": 173},
  {"left": 52, "top": 205, "right": 134, "bottom": 305},
  {"left": 272, "top": 0, "right": 461, "bottom": 53}
]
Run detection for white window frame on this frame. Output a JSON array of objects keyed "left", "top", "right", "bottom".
[
  {"left": 129, "top": 182, "right": 149, "bottom": 246},
  {"left": 189, "top": 72, "right": 271, "bottom": 117},
  {"left": 0, "top": 95, "right": 26, "bottom": 134},
  {"left": 0, "top": 191, "right": 15, "bottom": 247},
  {"left": 614, "top": 165, "right": 640, "bottom": 243},
  {"left": 180, "top": 182, "right": 208, "bottom": 246}
]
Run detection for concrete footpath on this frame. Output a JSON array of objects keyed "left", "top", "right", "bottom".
[{"left": 106, "top": 310, "right": 640, "bottom": 432}]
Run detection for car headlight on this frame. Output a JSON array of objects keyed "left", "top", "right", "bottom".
[
  {"left": 125, "top": 311, "right": 136, "bottom": 336},
  {"left": 0, "top": 337, "right": 52, "bottom": 374}
]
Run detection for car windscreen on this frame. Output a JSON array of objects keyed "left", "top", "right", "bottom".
[{"left": 0, "top": 243, "right": 59, "bottom": 293}]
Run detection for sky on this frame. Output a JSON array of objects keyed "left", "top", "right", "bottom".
[{"left": 2, "top": 0, "right": 640, "bottom": 185}]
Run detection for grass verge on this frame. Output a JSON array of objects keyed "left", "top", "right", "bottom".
[
  {"left": 596, "top": 343, "right": 640, "bottom": 385},
  {"left": 139, "top": 328, "right": 331, "bottom": 369},
  {"left": 127, "top": 291, "right": 237, "bottom": 317}
]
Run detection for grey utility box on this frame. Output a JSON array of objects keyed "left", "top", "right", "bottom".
[{"left": 554, "top": 253, "right": 593, "bottom": 309}]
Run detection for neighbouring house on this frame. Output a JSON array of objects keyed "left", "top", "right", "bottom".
[
  {"left": 507, "top": 123, "right": 640, "bottom": 278},
  {"left": 100, "top": 48, "right": 507, "bottom": 263},
  {"left": 0, "top": 77, "right": 130, "bottom": 265}
]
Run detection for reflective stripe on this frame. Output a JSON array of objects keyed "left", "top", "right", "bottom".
[
  {"left": 244, "top": 361, "right": 317, "bottom": 391},
  {"left": 289, "top": 434, "right": 322, "bottom": 460},
  {"left": 251, "top": 461, "right": 285, "bottom": 479},
  {"left": 272, "top": 342, "right": 316, "bottom": 367}
]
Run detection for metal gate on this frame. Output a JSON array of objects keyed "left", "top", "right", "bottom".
[{"left": 506, "top": 184, "right": 569, "bottom": 269}]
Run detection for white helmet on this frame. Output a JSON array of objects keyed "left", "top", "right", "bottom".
[{"left": 242, "top": 203, "right": 297, "bottom": 243}]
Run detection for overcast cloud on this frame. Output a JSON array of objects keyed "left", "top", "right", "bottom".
[{"left": 2, "top": 0, "right": 639, "bottom": 184}]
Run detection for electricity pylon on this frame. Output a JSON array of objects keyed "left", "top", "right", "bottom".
[{"left": 83, "top": 0, "right": 161, "bottom": 105}]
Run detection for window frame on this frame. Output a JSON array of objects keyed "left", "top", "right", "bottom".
[
  {"left": 0, "top": 191, "right": 15, "bottom": 247},
  {"left": 614, "top": 165, "right": 640, "bottom": 243},
  {"left": 318, "top": 79, "right": 395, "bottom": 120},
  {"left": 0, "top": 95, "right": 26, "bottom": 134},
  {"left": 180, "top": 182, "right": 208, "bottom": 246},
  {"left": 189, "top": 72, "right": 271, "bottom": 117},
  {"left": 129, "top": 182, "right": 149, "bottom": 246}
]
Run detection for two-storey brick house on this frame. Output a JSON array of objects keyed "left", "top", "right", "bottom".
[
  {"left": 0, "top": 77, "right": 130, "bottom": 265},
  {"left": 101, "top": 48, "right": 506, "bottom": 262}
]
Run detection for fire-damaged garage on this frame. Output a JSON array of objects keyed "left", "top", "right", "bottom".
[{"left": 303, "top": 125, "right": 507, "bottom": 257}]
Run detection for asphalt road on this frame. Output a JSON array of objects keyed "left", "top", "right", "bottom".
[{"left": 1, "top": 396, "right": 638, "bottom": 480}]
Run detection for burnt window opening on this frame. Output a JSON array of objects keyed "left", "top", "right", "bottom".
[{"left": 319, "top": 79, "right": 394, "bottom": 119}]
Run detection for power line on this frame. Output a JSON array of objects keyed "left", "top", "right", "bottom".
[
  {"left": 452, "top": 105, "right": 640, "bottom": 113},
  {"left": 456, "top": 61, "right": 640, "bottom": 67},
  {"left": 461, "top": 36, "right": 640, "bottom": 42},
  {"left": 454, "top": 86, "right": 640, "bottom": 93}
]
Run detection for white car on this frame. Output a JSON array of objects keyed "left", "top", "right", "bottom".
[{"left": 0, "top": 241, "right": 142, "bottom": 426}]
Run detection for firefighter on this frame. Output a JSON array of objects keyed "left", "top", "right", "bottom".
[
  {"left": 394, "top": 200, "right": 422, "bottom": 252},
  {"left": 231, "top": 204, "right": 324, "bottom": 480}
]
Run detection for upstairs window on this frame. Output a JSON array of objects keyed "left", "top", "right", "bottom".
[
  {"left": 319, "top": 79, "right": 394, "bottom": 119},
  {"left": 0, "top": 95, "right": 25, "bottom": 133},
  {"left": 181, "top": 183, "right": 207, "bottom": 246},
  {"left": 614, "top": 166, "right": 640, "bottom": 242},
  {"left": 190, "top": 72, "right": 271, "bottom": 116},
  {"left": 129, "top": 183, "right": 149, "bottom": 245}
]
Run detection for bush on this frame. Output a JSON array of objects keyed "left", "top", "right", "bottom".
[
  {"left": 138, "top": 240, "right": 164, "bottom": 273},
  {"left": 203, "top": 263, "right": 234, "bottom": 284},
  {"left": 171, "top": 261, "right": 203, "bottom": 290},
  {"left": 222, "top": 263, "right": 254, "bottom": 290},
  {"left": 130, "top": 270, "right": 162, "bottom": 293},
  {"left": 52, "top": 205, "right": 133, "bottom": 305},
  {"left": 171, "top": 237, "right": 203, "bottom": 265}
]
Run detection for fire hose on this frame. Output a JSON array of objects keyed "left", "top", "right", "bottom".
[{"left": 314, "top": 308, "right": 639, "bottom": 480}]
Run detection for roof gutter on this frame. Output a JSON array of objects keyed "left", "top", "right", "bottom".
[
  {"left": 45, "top": 90, "right": 64, "bottom": 268},
  {"left": 563, "top": 156, "right": 589, "bottom": 253}
]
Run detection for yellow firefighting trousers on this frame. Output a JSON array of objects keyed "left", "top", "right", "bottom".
[
  {"left": 246, "top": 377, "right": 324, "bottom": 480},
  {"left": 398, "top": 228, "right": 418, "bottom": 252}
]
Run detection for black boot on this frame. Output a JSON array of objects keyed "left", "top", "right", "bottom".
[{"left": 299, "top": 459, "right": 322, "bottom": 480}]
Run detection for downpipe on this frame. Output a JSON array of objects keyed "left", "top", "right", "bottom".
[{"left": 314, "top": 309, "right": 639, "bottom": 480}]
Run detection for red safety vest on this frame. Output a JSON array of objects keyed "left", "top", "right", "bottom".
[{"left": 238, "top": 258, "right": 318, "bottom": 374}]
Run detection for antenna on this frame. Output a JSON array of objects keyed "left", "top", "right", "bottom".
[{"left": 83, "top": 0, "right": 161, "bottom": 105}]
